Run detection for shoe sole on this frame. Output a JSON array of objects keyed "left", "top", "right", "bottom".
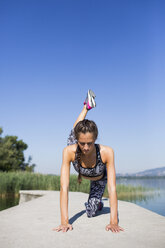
[
  {"left": 89, "top": 89, "right": 96, "bottom": 98},
  {"left": 88, "top": 89, "right": 96, "bottom": 108}
]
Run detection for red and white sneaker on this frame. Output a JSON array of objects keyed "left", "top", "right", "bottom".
[{"left": 84, "top": 89, "right": 96, "bottom": 110}]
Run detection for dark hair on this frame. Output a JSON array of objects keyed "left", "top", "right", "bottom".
[{"left": 74, "top": 119, "right": 98, "bottom": 184}]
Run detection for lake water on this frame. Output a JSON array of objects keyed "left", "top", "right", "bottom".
[
  {"left": 0, "top": 178, "right": 165, "bottom": 216},
  {"left": 116, "top": 177, "right": 165, "bottom": 216}
]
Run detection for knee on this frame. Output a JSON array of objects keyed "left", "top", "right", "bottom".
[
  {"left": 85, "top": 197, "right": 100, "bottom": 218},
  {"left": 87, "top": 213, "right": 96, "bottom": 218},
  {"left": 86, "top": 209, "right": 97, "bottom": 218}
]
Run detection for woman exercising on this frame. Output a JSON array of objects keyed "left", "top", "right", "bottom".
[{"left": 53, "top": 90, "right": 124, "bottom": 233}]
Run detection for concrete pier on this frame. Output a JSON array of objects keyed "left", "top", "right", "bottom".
[{"left": 0, "top": 190, "right": 165, "bottom": 248}]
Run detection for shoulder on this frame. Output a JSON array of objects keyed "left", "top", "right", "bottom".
[
  {"left": 98, "top": 144, "right": 114, "bottom": 164},
  {"left": 63, "top": 144, "right": 78, "bottom": 162}
]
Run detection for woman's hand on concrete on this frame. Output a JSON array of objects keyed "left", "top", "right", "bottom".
[
  {"left": 52, "top": 223, "right": 73, "bottom": 232},
  {"left": 105, "top": 223, "right": 124, "bottom": 233}
]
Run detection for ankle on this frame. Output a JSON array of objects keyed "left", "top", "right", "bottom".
[{"left": 83, "top": 104, "right": 88, "bottom": 112}]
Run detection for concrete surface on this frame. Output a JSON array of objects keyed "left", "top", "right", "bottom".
[{"left": 0, "top": 190, "right": 165, "bottom": 248}]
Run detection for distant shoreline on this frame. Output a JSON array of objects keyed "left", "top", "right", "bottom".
[{"left": 116, "top": 176, "right": 165, "bottom": 179}]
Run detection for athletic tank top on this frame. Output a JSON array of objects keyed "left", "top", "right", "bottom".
[{"left": 72, "top": 144, "right": 106, "bottom": 177}]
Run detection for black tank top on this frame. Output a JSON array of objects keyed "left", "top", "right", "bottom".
[{"left": 72, "top": 144, "right": 106, "bottom": 177}]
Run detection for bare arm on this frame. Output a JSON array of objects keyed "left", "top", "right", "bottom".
[
  {"left": 60, "top": 147, "right": 71, "bottom": 225},
  {"left": 104, "top": 147, "right": 124, "bottom": 232},
  {"left": 53, "top": 146, "right": 73, "bottom": 232},
  {"left": 105, "top": 147, "right": 118, "bottom": 224}
]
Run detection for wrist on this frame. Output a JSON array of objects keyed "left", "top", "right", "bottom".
[
  {"left": 61, "top": 218, "right": 69, "bottom": 225},
  {"left": 110, "top": 220, "right": 118, "bottom": 225}
]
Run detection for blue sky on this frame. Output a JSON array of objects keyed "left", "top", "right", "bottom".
[{"left": 0, "top": 0, "right": 165, "bottom": 175}]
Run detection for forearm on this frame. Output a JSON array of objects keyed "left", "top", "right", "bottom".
[
  {"left": 60, "top": 188, "right": 69, "bottom": 225},
  {"left": 109, "top": 189, "right": 118, "bottom": 224}
]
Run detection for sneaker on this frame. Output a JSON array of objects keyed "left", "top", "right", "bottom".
[{"left": 84, "top": 89, "right": 96, "bottom": 110}]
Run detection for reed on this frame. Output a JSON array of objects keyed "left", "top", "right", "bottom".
[{"left": 0, "top": 172, "right": 153, "bottom": 198}]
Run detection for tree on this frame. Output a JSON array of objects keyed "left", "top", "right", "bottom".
[{"left": 0, "top": 127, "right": 36, "bottom": 172}]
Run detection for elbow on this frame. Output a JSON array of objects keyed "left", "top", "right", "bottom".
[
  {"left": 108, "top": 186, "right": 117, "bottom": 194},
  {"left": 60, "top": 185, "right": 69, "bottom": 192}
]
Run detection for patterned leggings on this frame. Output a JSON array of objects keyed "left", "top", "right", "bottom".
[{"left": 67, "top": 128, "right": 107, "bottom": 218}]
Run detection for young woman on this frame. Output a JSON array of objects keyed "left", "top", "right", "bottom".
[{"left": 53, "top": 90, "right": 124, "bottom": 233}]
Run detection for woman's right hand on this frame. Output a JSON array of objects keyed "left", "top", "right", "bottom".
[{"left": 52, "top": 223, "right": 73, "bottom": 232}]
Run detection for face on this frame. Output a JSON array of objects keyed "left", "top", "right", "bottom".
[{"left": 77, "top": 132, "right": 95, "bottom": 155}]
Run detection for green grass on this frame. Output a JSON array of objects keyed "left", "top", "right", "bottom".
[
  {"left": 0, "top": 172, "right": 154, "bottom": 201},
  {"left": 0, "top": 171, "right": 60, "bottom": 196}
]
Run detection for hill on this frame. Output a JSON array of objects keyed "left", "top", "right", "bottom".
[{"left": 116, "top": 166, "right": 165, "bottom": 177}]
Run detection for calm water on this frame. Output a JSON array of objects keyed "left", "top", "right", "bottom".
[
  {"left": 116, "top": 177, "right": 165, "bottom": 216},
  {"left": 0, "top": 178, "right": 165, "bottom": 216}
]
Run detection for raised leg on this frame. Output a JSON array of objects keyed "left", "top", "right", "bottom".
[
  {"left": 73, "top": 105, "right": 88, "bottom": 128},
  {"left": 67, "top": 105, "right": 88, "bottom": 146},
  {"left": 67, "top": 89, "right": 96, "bottom": 145}
]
